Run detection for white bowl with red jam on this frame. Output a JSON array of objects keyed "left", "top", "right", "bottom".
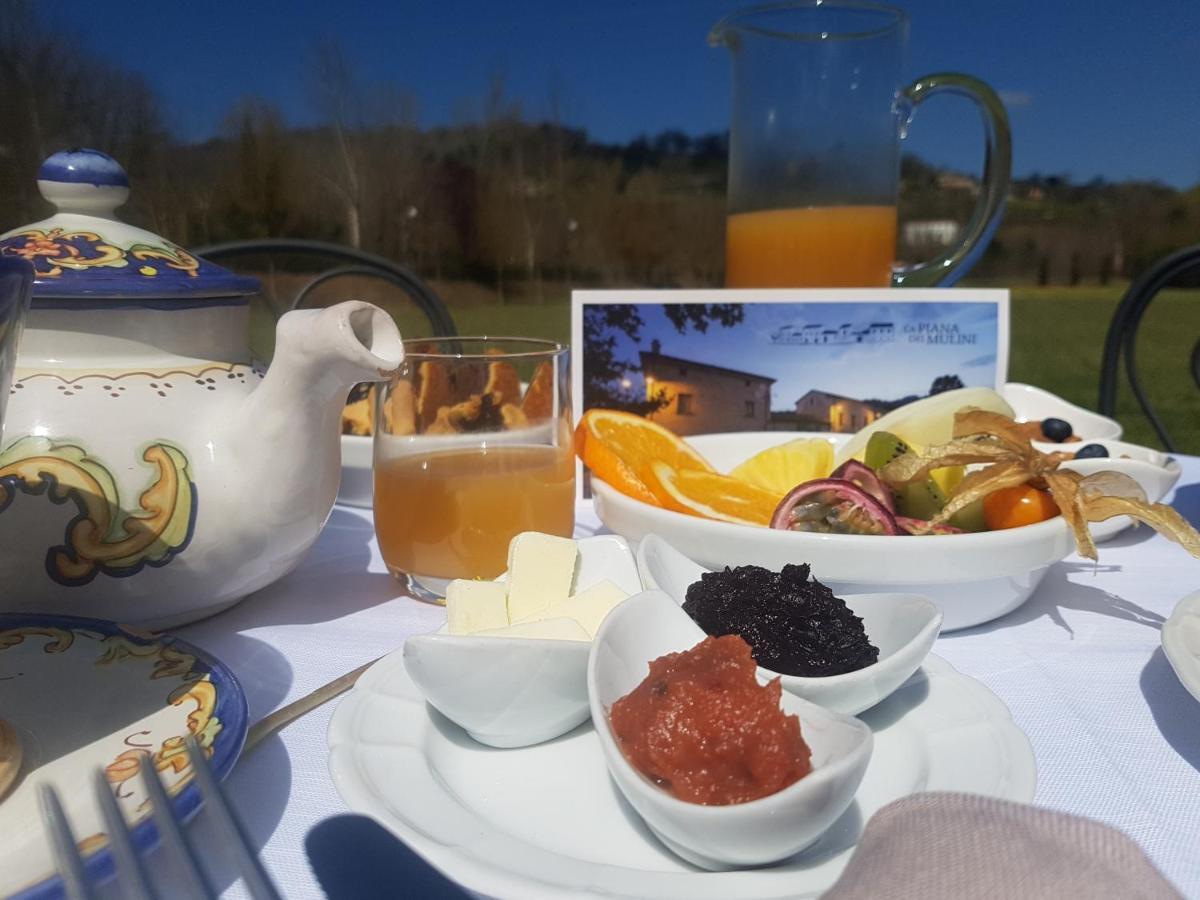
[
  {"left": 636, "top": 534, "right": 942, "bottom": 715},
  {"left": 588, "top": 589, "right": 873, "bottom": 870}
]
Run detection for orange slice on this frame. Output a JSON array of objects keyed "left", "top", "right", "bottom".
[
  {"left": 575, "top": 418, "right": 661, "bottom": 506},
  {"left": 647, "top": 460, "right": 779, "bottom": 526},
  {"left": 579, "top": 408, "right": 712, "bottom": 479}
]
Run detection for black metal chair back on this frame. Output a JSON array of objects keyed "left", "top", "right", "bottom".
[
  {"left": 194, "top": 239, "right": 457, "bottom": 338},
  {"left": 1098, "top": 245, "right": 1200, "bottom": 452}
]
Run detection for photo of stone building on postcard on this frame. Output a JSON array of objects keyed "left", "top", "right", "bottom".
[
  {"left": 640, "top": 351, "right": 774, "bottom": 436},
  {"left": 794, "top": 389, "right": 891, "bottom": 432}
]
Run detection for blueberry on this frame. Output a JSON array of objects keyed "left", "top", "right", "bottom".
[
  {"left": 1074, "top": 443, "right": 1109, "bottom": 459},
  {"left": 1040, "top": 417, "right": 1073, "bottom": 442}
]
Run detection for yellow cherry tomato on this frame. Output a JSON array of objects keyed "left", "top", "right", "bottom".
[{"left": 983, "top": 484, "right": 1060, "bottom": 530}]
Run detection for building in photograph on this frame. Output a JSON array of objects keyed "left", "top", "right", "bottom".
[
  {"left": 640, "top": 351, "right": 774, "bottom": 436},
  {"left": 771, "top": 321, "right": 894, "bottom": 345},
  {"left": 795, "top": 389, "right": 892, "bottom": 432}
]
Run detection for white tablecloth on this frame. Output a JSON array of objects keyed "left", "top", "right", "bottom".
[{"left": 177, "top": 458, "right": 1200, "bottom": 899}]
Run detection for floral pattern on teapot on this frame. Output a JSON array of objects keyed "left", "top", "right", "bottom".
[
  {"left": 1, "top": 226, "right": 202, "bottom": 281},
  {"left": 0, "top": 436, "right": 196, "bottom": 587}
]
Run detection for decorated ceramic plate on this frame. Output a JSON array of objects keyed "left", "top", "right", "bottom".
[
  {"left": 328, "top": 649, "right": 1035, "bottom": 899},
  {"left": 0, "top": 613, "right": 247, "bottom": 899},
  {"left": 1163, "top": 590, "right": 1200, "bottom": 705}
]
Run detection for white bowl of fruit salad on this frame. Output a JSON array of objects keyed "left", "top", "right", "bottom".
[{"left": 584, "top": 387, "right": 1179, "bottom": 631}]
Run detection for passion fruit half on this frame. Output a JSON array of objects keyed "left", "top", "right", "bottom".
[
  {"left": 770, "top": 479, "right": 902, "bottom": 536},
  {"left": 829, "top": 459, "right": 895, "bottom": 512}
]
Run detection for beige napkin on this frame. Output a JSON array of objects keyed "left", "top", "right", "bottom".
[{"left": 822, "top": 792, "right": 1181, "bottom": 900}]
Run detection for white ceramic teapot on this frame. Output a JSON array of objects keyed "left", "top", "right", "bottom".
[{"left": 0, "top": 150, "right": 403, "bottom": 626}]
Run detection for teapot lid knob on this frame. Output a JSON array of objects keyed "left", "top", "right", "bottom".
[{"left": 36, "top": 149, "right": 130, "bottom": 218}]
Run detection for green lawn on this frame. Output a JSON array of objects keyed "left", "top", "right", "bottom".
[
  {"left": 1008, "top": 286, "right": 1200, "bottom": 453},
  {"left": 253, "top": 284, "right": 1200, "bottom": 455}
]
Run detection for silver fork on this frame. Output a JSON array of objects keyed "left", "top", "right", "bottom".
[{"left": 39, "top": 736, "right": 281, "bottom": 900}]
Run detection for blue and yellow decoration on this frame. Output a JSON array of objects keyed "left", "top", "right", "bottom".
[{"left": 0, "top": 436, "right": 197, "bottom": 586}]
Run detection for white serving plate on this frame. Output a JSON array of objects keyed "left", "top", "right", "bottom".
[
  {"left": 636, "top": 534, "right": 941, "bottom": 715},
  {"left": 403, "top": 535, "right": 642, "bottom": 748},
  {"left": 1162, "top": 590, "right": 1200, "bottom": 705},
  {"left": 328, "top": 648, "right": 1035, "bottom": 899}
]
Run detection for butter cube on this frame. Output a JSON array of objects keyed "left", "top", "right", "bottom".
[
  {"left": 505, "top": 532, "right": 579, "bottom": 622},
  {"left": 445, "top": 579, "right": 509, "bottom": 635},
  {"left": 476, "top": 617, "right": 590, "bottom": 642},
  {"left": 513, "top": 579, "right": 628, "bottom": 639},
  {"left": 562, "top": 580, "right": 628, "bottom": 638}
]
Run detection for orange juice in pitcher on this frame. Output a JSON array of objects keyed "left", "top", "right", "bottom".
[{"left": 725, "top": 206, "right": 897, "bottom": 288}]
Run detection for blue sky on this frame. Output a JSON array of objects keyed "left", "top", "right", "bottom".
[
  {"left": 60, "top": 0, "right": 1200, "bottom": 187},
  {"left": 608, "top": 300, "right": 1000, "bottom": 409}
]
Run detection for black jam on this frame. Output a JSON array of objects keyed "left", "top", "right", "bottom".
[{"left": 682, "top": 564, "right": 879, "bottom": 677}]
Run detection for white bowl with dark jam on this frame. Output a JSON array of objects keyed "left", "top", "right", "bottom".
[{"left": 636, "top": 534, "right": 942, "bottom": 715}]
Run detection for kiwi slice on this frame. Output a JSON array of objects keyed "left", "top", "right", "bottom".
[
  {"left": 897, "top": 478, "right": 948, "bottom": 520},
  {"left": 865, "top": 430, "right": 965, "bottom": 522},
  {"left": 949, "top": 498, "right": 988, "bottom": 532},
  {"left": 864, "top": 431, "right": 912, "bottom": 471}
]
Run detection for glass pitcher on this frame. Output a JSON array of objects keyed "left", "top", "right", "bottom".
[{"left": 711, "top": 1, "right": 1011, "bottom": 288}]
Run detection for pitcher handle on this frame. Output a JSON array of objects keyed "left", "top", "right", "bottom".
[{"left": 891, "top": 73, "right": 1012, "bottom": 288}]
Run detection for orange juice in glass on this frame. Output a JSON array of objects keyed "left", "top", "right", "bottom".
[
  {"left": 373, "top": 338, "right": 574, "bottom": 600},
  {"left": 711, "top": 2, "right": 1011, "bottom": 288}
]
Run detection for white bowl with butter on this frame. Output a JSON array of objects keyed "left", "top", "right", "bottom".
[{"left": 403, "top": 534, "right": 641, "bottom": 748}]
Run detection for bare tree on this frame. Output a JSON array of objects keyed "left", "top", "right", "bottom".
[{"left": 307, "top": 40, "right": 365, "bottom": 248}]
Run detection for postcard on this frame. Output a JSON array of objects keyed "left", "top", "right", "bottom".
[{"left": 571, "top": 289, "right": 1009, "bottom": 492}]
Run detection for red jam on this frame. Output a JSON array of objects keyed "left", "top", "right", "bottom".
[{"left": 609, "top": 634, "right": 812, "bottom": 805}]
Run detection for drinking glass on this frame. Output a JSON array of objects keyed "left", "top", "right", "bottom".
[
  {"left": 0, "top": 258, "right": 33, "bottom": 440},
  {"left": 711, "top": 1, "right": 1011, "bottom": 288},
  {"left": 373, "top": 337, "right": 574, "bottom": 600}
]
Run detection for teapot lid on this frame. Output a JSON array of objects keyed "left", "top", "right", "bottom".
[{"left": 0, "top": 149, "right": 259, "bottom": 301}]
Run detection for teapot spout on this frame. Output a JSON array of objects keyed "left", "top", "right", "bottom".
[
  {"left": 227, "top": 301, "right": 402, "bottom": 563},
  {"left": 271, "top": 300, "right": 403, "bottom": 397}
]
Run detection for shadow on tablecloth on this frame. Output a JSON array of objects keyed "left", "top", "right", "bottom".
[
  {"left": 1099, "top": 523, "right": 1159, "bottom": 550},
  {"left": 1140, "top": 647, "right": 1200, "bottom": 775},
  {"left": 943, "top": 563, "right": 1165, "bottom": 640},
  {"left": 1169, "top": 483, "right": 1200, "bottom": 530}
]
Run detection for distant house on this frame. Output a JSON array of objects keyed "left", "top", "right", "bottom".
[
  {"left": 640, "top": 351, "right": 774, "bottom": 436},
  {"left": 795, "top": 389, "right": 891, "bottom": 433},
  {"left": 936, "top": 172, "right": 980, "bottom": 195},
  {"left": 903, "top": 219, "right": 961, "bottom": 248}
]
